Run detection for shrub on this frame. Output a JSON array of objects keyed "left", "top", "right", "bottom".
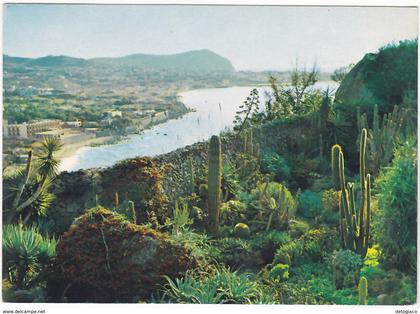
[
  {"left": 3, "top": 224, "right": 56, "bottom": 289},
  {"left": 288, "top": 219, "right": 310, "bottom": 238},
  {"left": 234, "top": 223, "right": 250, "bottom": 238},
  {"left": 322, "top": 189, "right": 340, "bottom": 212},
  {"left": 49, "top": 207, "right": 198, "bottom": 302},
  {"left": 269, "top": 263, "right": 289, "bottom": 281},
  {"left": 211, "top": 237, "right": 263, "bottom": 268},
  {"left": 250, "top": 181, "right": 296, "bottom": 230},
  {"left": 220, "top": 200, "right": 247, "bottom": 226},
  {"left": 329, "top": 249, "right": 363, "bottom": 289},
  {"left": 374, "top": 139, "right": 417, "bottom": 272},
  {"left": 250, "top": 230, "right": 291, "bottom": 263},
  {"left": 261, "top": 151, "right": 290, "bottom": 181},
  {"left": 274, "top": 227, "right": 338, "bottom": 266},
  {"left": 297, "top": 190, "right": 323, "bottom": 218}
]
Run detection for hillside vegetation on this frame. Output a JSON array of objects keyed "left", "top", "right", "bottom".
[{"left": 2, "top": 40, "right": 417, "bottom": 305}]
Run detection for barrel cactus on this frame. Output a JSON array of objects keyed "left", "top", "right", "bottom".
[{"left": 234, "top": 223, "right": 250, "bottom": 238}]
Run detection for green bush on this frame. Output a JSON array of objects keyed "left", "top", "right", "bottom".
[
  {"left": 288, "top": 219, "right": 310, "bottom": 238},
  {"left": 250, "top": 181, "right": 296, "bottom": 230},
  {"left": 220, "top": 200, "right": 247, "bottom": 226},
  {"left": 374, "top": 139, "right": 417, "bottom": 272},
  {"left": 322, "top": 189, "right": 340, "bottom": 212},
  {"left": 2, "top": 224, "right": 56, "bottom": 289},
  {"left": 261, "top": 151, "right": 290, "bottom": 181},
  {"left": 274, "top": 227, "right": 338, "bottom": 266},
  {"left": 250, "top": 231, "right": 291, "bottom": 263},
  {"left": 269, "top": 263, "right": 289, "bottom": 281},
  {"left": 297, "top": 190, "right": 323, "bottom": 218},
  {"left": 211, "top": 237, "right": 261, "bottom": 268},
  {"left": 329, "top": 249, "right": 363, "bottom": 289}
]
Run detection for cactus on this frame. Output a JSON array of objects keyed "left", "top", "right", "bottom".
[
  {"left": 207, "top": 135, "right": 222, "bottom": 235},
  {"left": 247, "top": 129, "right": 254, "bottom": 155},
  {"left": 242, "top": 129, "right": 254, "bottom": 155},
  {"left": 115, "top": 192, "right": 119, "bottom": 208},
  {"left": 188, "top": 157, "right": 195, "bottom": 194},
  {"left": 234, "top": 223, "right": 250, "bottom": 238},
  {"left": 319, "top": 134, "right": 323, "bottom": 161},
  {"left": 254, "top": 142, "right": 260, "bottom": 158},
  {"left": 357, "top": 104, "right": 408, "bottom": 175},
  {"left": 337, "top": 128, "right": 371, "bottom": 258},
  {"left": 128, "top": 201, "right": 136, "bottom": 224},
  {"left": 331, "top": 144, "right": 342, "bottom": 190},
  {"left": 358, "top": 276, "right": 368, "bottom": 305}
]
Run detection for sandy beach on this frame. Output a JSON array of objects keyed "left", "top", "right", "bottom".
[{"left": 56, "top": 136, "right": 114, "bottom": 161}]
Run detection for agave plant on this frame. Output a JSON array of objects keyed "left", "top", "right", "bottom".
[
  {"left": 3, "top": 224, "right": 56, "bottom": 289},
  {"left": 161, "top": 264, "right": 266, "bottom": 304}
]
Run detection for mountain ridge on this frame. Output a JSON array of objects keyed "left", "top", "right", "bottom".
[{"left": 4, "top": 49, "right": 235, "bottom": 72}]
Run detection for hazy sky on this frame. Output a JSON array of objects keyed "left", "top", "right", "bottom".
[{"left": 4, "top": 4, "right": 418, "bottom": 71}]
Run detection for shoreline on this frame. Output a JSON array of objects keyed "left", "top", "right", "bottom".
[{"left": 56, "top": 136, "right": 114, "bottom": 161}]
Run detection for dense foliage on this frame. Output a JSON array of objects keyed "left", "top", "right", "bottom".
[
  {"left": 374, "top": 139, "right": 417, "bottom": 272},
  {"left": 2, "top": 39, "right": 417, "bottom": 305}
]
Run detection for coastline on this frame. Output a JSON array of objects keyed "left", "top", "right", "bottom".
[{"left": 56, "top": 136, "right": 114, "bottom": 161}]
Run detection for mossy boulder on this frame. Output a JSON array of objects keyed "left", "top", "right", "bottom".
[{"left": 49, "top": 207, "right": 198, "bottom": 302}]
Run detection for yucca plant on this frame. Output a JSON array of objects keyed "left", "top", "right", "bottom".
[
  {"left": 6, "top": 137, "right": 62, "bottom": 224},
  {"left": 3, "top": 224, "right": 56, "bottom": 289}
]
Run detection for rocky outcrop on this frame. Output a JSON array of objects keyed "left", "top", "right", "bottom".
[
  {"left": 335, "top": 40, "right": 417, "bottom": 113},
  {"left": 49, "top": 207, "right": 198, "bottom": 302}
]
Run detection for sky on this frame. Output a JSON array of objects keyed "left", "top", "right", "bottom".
[{"left": 3, "top": 4, "right": 418, "bottom": 71}]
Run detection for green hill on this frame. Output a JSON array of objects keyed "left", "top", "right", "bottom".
[
  {"left": 4, "top": 49, "right": 235, "bottom": 72},
  {"left": 4, "top": 55, "right": 88, "bottom": 67},
  {"left": 91, "top": 49, "right": 234, "bottom": 72}
]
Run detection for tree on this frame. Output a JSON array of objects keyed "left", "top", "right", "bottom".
[
  {"left": 5, "top": 137, "right": 62, "bottom": 223},
  {"left": 331, "top": 64, "right": 354, "bottom": 83},
  {"left": 266, "top": 63, "right": 320, "bottom": 118}
]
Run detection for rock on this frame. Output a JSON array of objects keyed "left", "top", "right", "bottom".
[{"left": 49, "top": 207, "right": 198, "bottom": 302}]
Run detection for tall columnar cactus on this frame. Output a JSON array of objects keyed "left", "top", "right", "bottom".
[
  {"left": 207, "top": 135, "right": 222, "bottom": 235},
  {"left": 242, "top": 129, "right": 254, "bottom": 155},
  {"left": 358, "top": 276, "right": 368, "bottom": 305},
  {"left": 247, "top": 129, "right": 254, "bottom": 155},
  {"left": 115, "top": 192, "right": 120, "bottom": 208},
  {"left": 188, "top": 157, "right": 195, "bottom": 194},
  {"left": 128, "top": 201, "right": 137, "bottom": 224},
  {"left": 337, "top": 128, "right": 371, "bottom": 258},
  {"left": 331, "top": 144, "right": 342, "bottom": 190},
  {"left": 356, "top": 104, "right": 408, "bottom": 175}
]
